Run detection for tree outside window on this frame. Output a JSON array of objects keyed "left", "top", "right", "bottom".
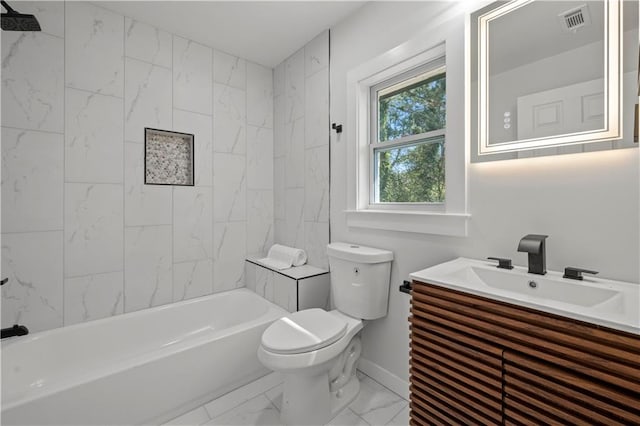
[{"left": 372, "top": 67, "right": 446, "bottom": 204}]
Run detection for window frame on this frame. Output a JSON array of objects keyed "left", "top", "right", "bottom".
[
  {"left": 344, "top": 17, "right": 470, "bottom": 237},
  {"left": 368, "top": 59, "right": 447, "bottom": 209}
]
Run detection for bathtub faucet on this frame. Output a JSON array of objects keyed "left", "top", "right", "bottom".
[{"left": 1, "top": 324, "right": 29, "bottom": 339}]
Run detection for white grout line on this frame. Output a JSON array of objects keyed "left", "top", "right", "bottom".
[
  {"left": 122, "top": 11, "right": 126, "bottom": 314},
  {"left": 61, "top": 0, "right": 66, "bottom": 326}
]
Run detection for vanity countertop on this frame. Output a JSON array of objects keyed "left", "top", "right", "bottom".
[{"left": 410, "top": 257, "right": 640, "bottom": 335}]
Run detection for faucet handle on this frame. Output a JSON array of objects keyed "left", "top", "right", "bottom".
[
  {"left": 487, "top": 257, "right": 513, "bottom": 270},
  {"left": 563, "top": 267, "right": 598, "bottom": 281}
]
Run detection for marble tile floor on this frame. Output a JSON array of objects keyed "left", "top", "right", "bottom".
[{"left": 163, "top": 370, "right": 409, "bottom": 426}]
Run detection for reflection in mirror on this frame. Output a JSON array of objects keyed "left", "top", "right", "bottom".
[{"left": 470, "top": 0, "right": 638, "bottom": 161}]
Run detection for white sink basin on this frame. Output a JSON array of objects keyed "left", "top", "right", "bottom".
[{"left": 410, "top": 258, "right": 639, "bottom": 335}]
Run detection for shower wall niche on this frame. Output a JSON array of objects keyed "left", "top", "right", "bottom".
[{"left": 144, "top": 128, "right": 194, "bottom": 186}]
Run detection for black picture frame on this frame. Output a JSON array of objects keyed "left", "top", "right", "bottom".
[{"left": 144, "top": 127, "right": 195, "bottom": 186}]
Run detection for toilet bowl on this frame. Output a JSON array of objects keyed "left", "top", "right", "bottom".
[
  {"left": 258, "top": 242, "right": 393, "bottom": 426},
  {"left": 257, "top": 309, "right": 363, "bottom": 425}
]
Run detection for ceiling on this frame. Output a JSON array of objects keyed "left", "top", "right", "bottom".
[
  {"left": 488, "top": 0, "right": 639, "bottom": 75},
  {"left": 95, "top": 1, "right": 366, "bottom": 68}
]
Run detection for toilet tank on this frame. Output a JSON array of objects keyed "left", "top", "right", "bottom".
[{"left": 327, "top": 242, "right": 394, "bottom": 320}]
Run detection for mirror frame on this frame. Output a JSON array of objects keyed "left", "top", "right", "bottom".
[{"left": 474, "top": 0, "right": 622, "bottom": 156}]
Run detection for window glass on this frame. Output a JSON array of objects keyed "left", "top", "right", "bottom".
[
  {"left": 374, "top": 136, "right": 445, "bottom": 203},
  {"left": 371, "top": 66, "right": 446, "bottom": 205},
  {"left": 378, "top": 73, "right": 446, "bottom": 142}
]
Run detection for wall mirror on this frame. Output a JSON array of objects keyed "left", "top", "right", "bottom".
[{"left": 470, "top": 0, "right": 638, "bottom": 161}]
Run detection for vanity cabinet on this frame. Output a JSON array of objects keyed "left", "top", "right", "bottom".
[{"left": 409, "top": 281, "right": 640, "bottom": 426}]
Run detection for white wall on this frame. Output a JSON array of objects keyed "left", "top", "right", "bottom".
[
  {"left": 330, "top": 1, "right": 639, "bottom": 385},
  {"left": 273, "top": 31, "right": 330, "bottom": 269},
  {"left": 1, "top": 1, "right": 274, "bottom": 332}
]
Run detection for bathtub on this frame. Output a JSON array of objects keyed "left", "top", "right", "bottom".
[{"left": 1, "top": 288, "right": 287, "bottom": 425}]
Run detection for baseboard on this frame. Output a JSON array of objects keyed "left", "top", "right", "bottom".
[{"left": 357, "top": 358, "right": 410, "bottom": 401}]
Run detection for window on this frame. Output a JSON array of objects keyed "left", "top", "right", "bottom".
[
  {"left": 346, "top": 36, "right": 468, "bottom": 236},
  {"left": 370, "top": 59, "right": 446, "bottom": 208}
]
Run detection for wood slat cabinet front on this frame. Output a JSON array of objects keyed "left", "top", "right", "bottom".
[{"left": 409, "top": 280, "right": 640, "bottom": 426}]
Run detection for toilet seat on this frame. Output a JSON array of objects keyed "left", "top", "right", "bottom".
[{"left": 261, "top": 309, "right": 347, "bottom": 354}]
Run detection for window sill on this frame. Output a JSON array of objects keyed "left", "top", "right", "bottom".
[{"left": 345, "top": 209, "right": 470, "bottom": 237}]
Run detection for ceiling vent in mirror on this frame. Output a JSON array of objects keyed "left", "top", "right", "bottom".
[{"left": 558, "top": 4, "right": 592, "bottom": 33}]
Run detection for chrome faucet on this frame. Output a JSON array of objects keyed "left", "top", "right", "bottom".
[{"left": 517, "top": 234, "right": 548, "bottom": 275}]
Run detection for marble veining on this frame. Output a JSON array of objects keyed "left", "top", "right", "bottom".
[
  {"left": 124, "top": 58, "right": 172, "bottom": 143},
  {"left": 247, "top": 126, "right": 274, "bottom": 190},
  {"left": 304, "top": 70, "right": 330, "bottom": 149},
  {"left": 65, "top": 2, "right": 124, "bottom": 97},
  {"left": 304, "top": 145, "right": 329, "bottom": 222},
  {"left": 124, "top": 142, "right": 173, "bottom": 226},
  {"left": 284, "top": 188, "right": 305, "bottom": 249},
  {"left": 124, "top": 225, "right": 172, "bottom": 313},
  {"left": 64, "top": 183, "right": 124, "bottom": 278},
  {"left": 1, "top": 231, "right": 63, "bottom": 333},
  {"left": 205, "top": 395, "right": 280, "bottom": 426},
  {"left": 213, "top": 153, "right": 246, "bottom": 222},
  {"left": 274, "top": 34, "right": 329, "bottom": 273},
  {"left": 284, "top": 49, "right": 305, "bottom": 123},
  {"left": 213, "top": 83, "right": 247, "bottom": 154},
  {"left": 173, "top": 259, "right": 213, "bottom": 302},
  {"left": 173, "top": 109, "right": 213, "bottom": 187},
  {"left": 305, "top": 31, "right": 330, "bottom": 78},
  {"left": 274, "top": 220, "right": 286, "bottom": 250},
  {"left": 2, "top": 32, "right": 64, "bottom": 133},
  {"left": 350, "top": 375, "right": 408, "bottom": 425},
  {"left": 163, "top": 370, "right": 407, "bottom": 426},
  {"left": 247, "top": 63, "right": 274, "bottom": 129},
  {"left": 173, "top": 187, "right": 213, "bottom": 263},
  {"left": 125, "top": 18, "right": 172, "bottom": 68},
  {"left": 273, "top": 274, "right": 297, "bottom": 313},
  {"left": 1, "top": 128, "right": 63, "bottom": 233},
  {"left": 173, "top": 36, "right": 212, "bottom": 115},
  {"left": 273, "top": 95, "right": 286, "bottom": 158},
  {"left": 214, "top": 50, "right": 246, "bottom": 90},
  {"left": 274, "top": 63, "right": 285, "bottom": 98},
  {"left": 247, "top": 190, "right": 274, "bottom": 258},
  {"left": 65, "top": 88, "right": 124, "bottom": 183},
  {"left": 63, "top": 271, "right": 124, "bottom": 325},
  {"left": 213, "top": 222, "right": 246, "bottom": 292},
  {"left": 304, "top": 222, "right": 329, "bottom": 270},
  {"left": 254, "top": 266, "right": 275, "bottom": 302},
  {"left": 284, "top": 118, "right": 305, "bottom": 189},
  {"left": 273, "top": 157, "right": 285, "bottom": 221},
  {"left": 1, "top": 3, "right": 276, "bottom": 332}
]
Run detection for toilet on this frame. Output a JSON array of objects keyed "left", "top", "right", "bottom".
[{"left": 257, "top": 242, "right": 393, "bottom": 425}]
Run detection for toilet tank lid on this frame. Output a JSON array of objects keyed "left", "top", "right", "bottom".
[{"left": 327, "top": 242, "right": 393, "bottom": 264}]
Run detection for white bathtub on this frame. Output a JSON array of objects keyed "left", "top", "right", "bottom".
[{"left": 1, "top": 288, "right": 287, "bottom": 425}]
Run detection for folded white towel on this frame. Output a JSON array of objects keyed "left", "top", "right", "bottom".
[{"left": 258, "top": 244, "right": 307, "bottom": 270}]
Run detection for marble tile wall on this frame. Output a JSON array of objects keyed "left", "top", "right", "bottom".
[
  {"left": 274, "top": 31, "right": 330, "bottom": 269},
  {"left": 1, "top": 1, "right": 274, "bottom": 332}
]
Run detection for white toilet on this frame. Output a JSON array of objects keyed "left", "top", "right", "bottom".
[{"left": 257, "top": 242, "right": 393, "bottom": 425}]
